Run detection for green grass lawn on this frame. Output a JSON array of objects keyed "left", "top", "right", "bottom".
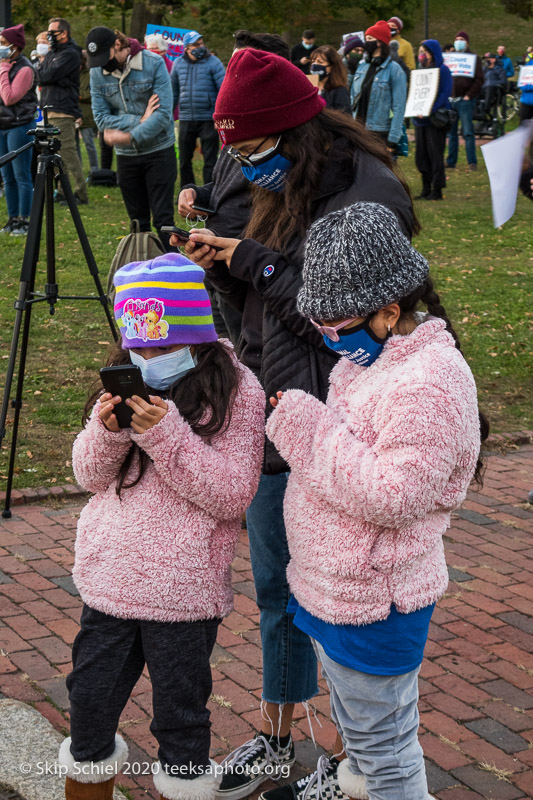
[{"left": 0, "top": 134, "right": 532, "bottom": 489}]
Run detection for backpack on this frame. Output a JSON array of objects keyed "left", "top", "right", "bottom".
[
  {"left": 87, "top": 169, "right": 117, "bottom": 187},
  {"left": 107, "top": 219, "right": 166, "bottom": 304}
]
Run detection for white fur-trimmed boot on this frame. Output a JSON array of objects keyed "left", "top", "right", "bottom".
[
  {"left": 336, "top": 759, "right": 369, "bottom": 800},
  {"left": 58, "top": 734, "right": 128, "bottom": 799},
  {"left": 154, "top": 758, "right": 221, "bottom": 800}
]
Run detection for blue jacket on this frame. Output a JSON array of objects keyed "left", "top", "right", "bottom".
[
  {"left": 90, "top": 48, "right": 175, "bottom": 156},
  {"left": 413, "top": 39, "right": 452, "bottom": 127},
  {"left": 500, "top": 55, "right": 514, "bottom": 78},
  {"left": 483, "top": 61, "right": 507, "bottom": 87},
  {"left": 350, "top": 56, "right": 407, "bottom": 143},
  {"left": 170, "top": 52, "right": 225, "bottom": 120}
]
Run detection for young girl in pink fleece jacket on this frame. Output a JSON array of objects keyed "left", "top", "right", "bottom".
[
  {"left": 58, "top": 254, "right": 265, "bottom": 800},
  {"left": 263, "top": 203, "right": 487, "bottom": 800}
]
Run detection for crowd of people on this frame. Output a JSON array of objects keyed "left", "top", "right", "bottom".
[
  {"left": 0, "top": 13, "right": 531, "bottom": 800},
  {"left": 0, "top": 16, "right": 531, "bottom": 242}
]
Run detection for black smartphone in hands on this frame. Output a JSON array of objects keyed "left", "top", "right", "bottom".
[
  {"left": 161, "top": 225, "right": 222, "bottom": 252},
  {"left": 160, "top": 226, "right": 190, "bottom": 240},
  {"left": 100, "top": 365, "right": 151, "bottom": 428},
  {"left": 191, "top": 203, "right": 215, "bottom": 215}
]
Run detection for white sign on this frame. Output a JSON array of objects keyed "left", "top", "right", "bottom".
[
  {"left": 442, "top": 52, "right": 477, "bottom": 78},
  {"left": 405, "top": 68, "right": 440, "bottom": 117},
  {"left": 342, "top": 30, "right": 364, "bottom": 44},
  {"left": 481, "top": 121, "right": 533, "bottom": 227},
  {"left": 518, "top": 65, "right": 533, "bottom": 88}
]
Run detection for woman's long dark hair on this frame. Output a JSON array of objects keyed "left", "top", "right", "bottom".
[
  {"left": 83, "top": 340, "right": 241, "bottom": 496},
  {"left": 311, "top": 45, "right": 348, "bottom": 90},
  {"left": 395, "top": 276, "right": 490, "bottom": 486},
  {"left": 244, "top": 108, "right": 420, "bottom": 251}
]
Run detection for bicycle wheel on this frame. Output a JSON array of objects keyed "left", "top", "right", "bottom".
[{"left": 497, "top": 93, "right": 517, "bottom": 121}]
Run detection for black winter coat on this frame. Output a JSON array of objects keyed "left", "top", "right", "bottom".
[
  {"left": 34, "top": 39, "right": 82, "bottom": 118},
  {"left": 207, "top": 138, "right": 415, "bottom": 473}
]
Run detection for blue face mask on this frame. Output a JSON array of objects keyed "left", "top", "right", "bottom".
[
  {"left": 129, "top": 347, "right": 197, "bottom": 391},
  {"left": 454, "top": 40, "right": 467, "bottom": 52},
  {"left": 241, "top": 152, "right": 293, "bottom": 192},
  {"left": 302, "top": 42, "right": 314, "bottom": 49},
  {"left": 322, "top": 319, "right": 389, "bottom": 366}
]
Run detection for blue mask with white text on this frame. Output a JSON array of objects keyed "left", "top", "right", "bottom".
[
  {"left": 241, "top": 153, "right": 293, "bottom": 192},
  {"left": 323, "top": 320, "right": 389, "bottom": 366}
]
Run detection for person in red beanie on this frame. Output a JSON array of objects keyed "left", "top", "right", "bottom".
[
  {"left": 171, "top": 46, "right": 419, "bottom": 800},
  {"left": 350, "top": 21, "right": 408, "bottom": 156},
  {"left": 446, "top": 31, "right": 484, "bottom": 171},
  {"left": 387, "top": 15, "right": 415, "bottom": 70},
  {"left": 0, "top": 23, "right": 37, "bottom": 236}
]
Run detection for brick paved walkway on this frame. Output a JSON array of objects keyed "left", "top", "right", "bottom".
[{"left": 0, "top": 444, "right": 532, "bottom": 800}]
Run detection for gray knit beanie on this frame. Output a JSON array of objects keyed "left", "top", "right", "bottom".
[{"left": 297, "top": 202, "right": 429, "bottom": 320}]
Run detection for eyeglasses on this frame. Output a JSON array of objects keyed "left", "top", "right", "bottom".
[
  {"left": 228, "top": 136, "right": 281, "bottom": 167},
  {"left": 310, "top": 317, "right": 361, "bottom": 342}
]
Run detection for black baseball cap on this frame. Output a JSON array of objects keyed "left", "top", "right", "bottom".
[{"left": 86, "top": 26, "right": 117, "bottom": 68}]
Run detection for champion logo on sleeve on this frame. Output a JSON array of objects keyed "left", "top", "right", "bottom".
[{"left": 263, "top": 265, "right": 275, "bottom": 277}]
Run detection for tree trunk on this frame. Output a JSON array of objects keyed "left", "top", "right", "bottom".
[{"left": 129, "top": 2, "right": 164, "bottom": 41}]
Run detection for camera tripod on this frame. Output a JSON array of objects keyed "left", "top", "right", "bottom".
[{"left": 0, "top": 116, "right": 118, "bottom": 517}]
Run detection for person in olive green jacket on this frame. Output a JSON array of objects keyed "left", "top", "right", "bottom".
[{"left": 387, "top": 16, "right": 415, "bottom": 70}]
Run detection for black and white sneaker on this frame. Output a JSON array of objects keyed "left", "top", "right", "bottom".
[
  {"left": 217, "top": 734, "right": 295, "bottom": 800},
  {"left": 259, "top": 756, "right": 356, "bottom": 800},
  {"left": 0, "top": 217, "right": 17, "bottom": 234},
  {"left": 10, "top": 217, "right": 29, "bottom": 237}
]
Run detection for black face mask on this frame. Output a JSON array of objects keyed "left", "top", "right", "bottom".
[
  {"left": 364, "top": 40, "right": 379, "bottom": 55},
  {"left": 347, "top": 53, "right": 362, "bottom": 73},
  {"left": 310, "top": 63, "right": 328, "bottom": 78},
  {"left": 191, "top": 46, "right": 208, "bottom": 60},
  {"left": 103, "top": 57, "right": 120, "bottom": 72},
  {"left": 390, "top": 28, "right": 398, "bottom": 36},
  {"left": 47, "top": 31, "right": 61, "bottom": 52}
]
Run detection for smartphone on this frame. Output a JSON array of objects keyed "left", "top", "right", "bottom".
[
  {"left": 161, "top": 226, "right": 222, "bottom": 251},
  {"left": 191, "top": 204, "right": 215, "bottom": 215},
  {"left": 160, "top": 226, "right": 190, "bottom": 240},
  {"left": 100, "top": 365, "right": 151, "bottom": 428}
]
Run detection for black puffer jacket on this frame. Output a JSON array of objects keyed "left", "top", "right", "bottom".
[
  {"left": 34, "top": 39, "right": 82, "bottom": 118},
  {"left": 207, "top": 138, "right": 415, "bottom": 473}
]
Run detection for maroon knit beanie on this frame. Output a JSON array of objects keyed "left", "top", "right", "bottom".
[
  {"left": 213, "top": 48, "right": 325, "bottom": 145},
  {"left": 365, "top": 20, "right": 391, "bottom": 46},
  {"left": 2, "top": 24, "right": 26, "bottom": 50},
  {"left": 455, "top": 31, "right": 470, "bottom": 44}
]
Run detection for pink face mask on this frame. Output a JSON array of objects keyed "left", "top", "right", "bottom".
[{"left": 418, "top": 53, "right": 428, "bottom": 65}]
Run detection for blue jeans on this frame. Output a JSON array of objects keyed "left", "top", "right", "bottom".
[
  {"left": 447, "top": 98, "right": 477, "bottom": 167},
  {"left": 315, "top": 641, "right": 428, "bottom": 800},
  {"left": 0, "top": 122, "right": 34, "bottom": 218},
  {"left": 246, "top": 472, "right": 318, "bottom": 705}
]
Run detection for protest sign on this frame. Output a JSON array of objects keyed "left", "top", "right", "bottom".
[
  {"left": 442, "top": 52, "right": 477, "bottom": 77},
  {"left": 481, "top": 121, "right": 533, "bottom": 227},
  {"left": 145, "top": 23, "right": 192, "bottom": 60},
  {"left": 342, "top": 31, "right": 364, "bottom": 44},
  {"left": 518, "top": 65, "right": 533, "bottom": 88},
  {"left": 405, "top": 68, "right": 440, "bottom": 117}
]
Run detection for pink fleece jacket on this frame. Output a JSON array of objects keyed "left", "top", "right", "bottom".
[
  {"left": 72, "top": 355, "right": 265, "bottom": 623},
  {"left": 266, "top": 318, "right": 480, "bottom": 626}
]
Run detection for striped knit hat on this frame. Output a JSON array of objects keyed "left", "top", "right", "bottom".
[{"left": 113, "top": 253, "right": 217, "bottom": 348}]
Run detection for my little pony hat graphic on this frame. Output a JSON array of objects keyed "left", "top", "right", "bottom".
[{"left": 113, "top": 253, "right": 217, "bottom": 348}]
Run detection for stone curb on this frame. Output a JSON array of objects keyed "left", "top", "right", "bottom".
[{"left": 1, "top": 430, "right": 532, "bottom": 509}]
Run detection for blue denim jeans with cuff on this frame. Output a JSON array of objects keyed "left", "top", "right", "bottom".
[
  {"left": 246, "top": 472, "right": 318, "bottom": 706},
  {"left": 447, "top": 97, "right": 477, "bottom": 167}
]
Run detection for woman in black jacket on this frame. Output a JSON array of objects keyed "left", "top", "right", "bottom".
[
  {"left": 170, "top": 47, "right": 418, "bottom": 800},
  {"left": 310, "top": 44, "right": 351, "bottom": 113}
]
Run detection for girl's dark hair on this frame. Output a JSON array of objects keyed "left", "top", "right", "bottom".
[
  {"left": 243, "top": 108, "right": 420, "bottom": 250},
  {"left": 233, "top": 30, "right": 290, "bottom": 60},
  {"left": 378, "top": 43, "right": 390, "bottom": 59},
  {"left": 396, "top": 276, "right": 489, "bottom": 485},
  {"left": 83, "top": 340, "right": 241, "bottom": 496},
  {"left": 311, "top": 45, "right": 348, "bottom": 90}
]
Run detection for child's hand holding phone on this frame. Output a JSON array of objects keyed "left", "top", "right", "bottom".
[
  {"left": 270, "top": 391, "right": 284, "bottom": 408},
  {"left": 99, "top": 393, "right": 122, "bottom": 432},
  {"left": 126, "top": 395, "right": 168, "bottom": 434}
]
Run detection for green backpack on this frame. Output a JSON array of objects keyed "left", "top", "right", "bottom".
[{"left": 107, "top": 219, "right": 165, "bottom": 304}]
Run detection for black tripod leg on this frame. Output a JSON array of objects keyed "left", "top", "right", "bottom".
[
  {"left": 0, "top": 167, "right": 45, "bottom": 517},
  {"left": 55, "top": 165, "right": 118, "bottom": 340}
]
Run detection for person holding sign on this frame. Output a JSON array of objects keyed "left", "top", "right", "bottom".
[
  {"left": 446, "top": 31, "right": 484, "bottom": 171},
  {"left": 414, "top": 39, "right": 453, "bottom": 200}
]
